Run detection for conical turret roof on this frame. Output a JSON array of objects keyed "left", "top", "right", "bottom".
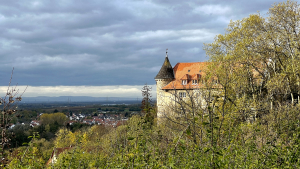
[{"left": 155, "top": 56, "right": 174, "bottom": 79}]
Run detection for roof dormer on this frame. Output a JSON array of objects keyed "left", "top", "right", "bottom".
[
  {"left": 180, "top": 74, "right": 190, "bottom": 85},
  {"left": 180, "top": 74, "right": 190, "bottom": 80}
]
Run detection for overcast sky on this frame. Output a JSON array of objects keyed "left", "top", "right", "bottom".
[{"left": 0, "top": 0, "right": 282, "bottom": 97}]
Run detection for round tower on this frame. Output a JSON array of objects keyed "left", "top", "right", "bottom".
[{"left": 154, "top": 51, "right": 174, "bottom": 119}]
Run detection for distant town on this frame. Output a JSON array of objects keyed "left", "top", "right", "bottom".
[{"left": 5, "top": 99, "right": 149, "bottom": 130}]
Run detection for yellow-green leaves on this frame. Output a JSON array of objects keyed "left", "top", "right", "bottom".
[
  {"left": 205, "top": 0, "right": 300, "bottom": 110},
  {"left": 40, "top": 112, "right": 68, "bottom": 126},
  {"left": 55, "top": 128, "right": 76, "bottom": 148}
]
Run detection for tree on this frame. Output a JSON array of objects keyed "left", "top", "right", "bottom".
[
  {"left": 204, "top": 0, "right": 300, "bottom": 114},
  {"left": 40, "top": 113, "right": 68, "bottom": 126},
  {"left": 55, "top": 128, "right": 76, "bottom": 148},
  {"left": 0, "top": 68, "right": 27, "bottom": 166},
  {"left": 202, "top": 1, "right": 300, "bottom": 166},
  {"left": 141, "top": 84, "right": 152, "bottom": 113},
  {"left": 9, "top": 1, "right": 300, "bottom": 168},
  {"left": 156, "top": 2, "right": 300, "bottom": 167},
  {"left": 141, "top": 84, "right": 155, "bottom": 126}
]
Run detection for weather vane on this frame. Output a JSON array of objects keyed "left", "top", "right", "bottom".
[{"left": 166, "top": 48, "right": 168, "bottom": 57}]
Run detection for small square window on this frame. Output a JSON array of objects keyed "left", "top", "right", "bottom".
[
  {"left": 192, "top": 80, "right": 198, "bottom": 85},
  {"left": 182, "top": 80, "right": 187, "bottom": 85},
  {"left": 179, "top": 92, "right": 186, "bottom": 98}
]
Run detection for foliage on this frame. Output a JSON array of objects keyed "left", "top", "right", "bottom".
[
  {"left": 66, "top": 122, "right": 90, "bottom": 133},
  {"left": 40, "top": 112, "right": 68, "bottom": 126},
  {"left": 7, "top": 132, "right": 54, "bottom": 168},
  {"left": 0, "top": 68, "right": 27, "bottom": 167},
  {"left": 141, "top": 84, "right": 156, "bottom": 127},
  {"left": 204, "top": 0, "right": 300, "bottom": 108},
  {"left": 16, "top": 110, "right": 39, "bottom": 123},
  {"left": 54, "top": 128, "right": 77, "bottom": 148},
  {"left": 9, "top": 124, "right": 32, "bottom": 148},
  {"left": 7, "top": 1, "right": 300, "bottom": 168},
  {"left": 5, "top": 106, "right": 300, "bottom": 168}
]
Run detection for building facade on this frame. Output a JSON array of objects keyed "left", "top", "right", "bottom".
[{"left": 154, "top": 53, "right": 213, "bottom": 120}]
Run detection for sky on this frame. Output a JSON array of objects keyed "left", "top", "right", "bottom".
[{"left": 0, "top": 0, "right": 283, "bottom": 97}]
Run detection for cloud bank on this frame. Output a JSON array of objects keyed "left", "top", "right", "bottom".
[
  {"left": 0, "top": 0, "right": 280, "bottom": 96},
  {"left": 0, "top": 85, "right": 156, "bottom": 97}
]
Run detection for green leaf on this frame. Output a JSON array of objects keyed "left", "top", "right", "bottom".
[
  {"left": 204, "top": 148, "right": 210, "bottom": 153},
  {"left": 128, "top": 137, "right": 135, "bottom": 140},
  {"left": 215, "top": 151, "right": 223, "bottom": 156},
  {"left": 186, "top": 128, "right": 191, "bottom": 135},
  {"left": 202, "top": 122, "right": 210, "bottom": 125}
]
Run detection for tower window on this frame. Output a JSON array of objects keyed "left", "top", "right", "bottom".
[{"left": 179, "top": 92, "right": 186, "bottom": 98}]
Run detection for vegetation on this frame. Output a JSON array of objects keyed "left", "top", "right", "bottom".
[
  {"left": 0, "top": 68, "right": 27, "bottom": 166},
  {"left": 8, "top": 112, "right": 73, "bottom": 149},
  {"left": 141, "top": 84, "right": 155, "bottom": 127},
  {"left": 4, "top": 0, "right": 300, "bottom": 168}
]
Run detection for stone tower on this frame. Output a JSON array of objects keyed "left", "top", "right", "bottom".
[{"left": 154, "top": 52, "right": 174, "bottom": 119}]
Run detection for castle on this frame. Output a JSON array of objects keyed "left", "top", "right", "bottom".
[{"left": 154, "top": 52, "right": 213, "bottom": 120}]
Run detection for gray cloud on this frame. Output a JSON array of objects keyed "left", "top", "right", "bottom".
[{"left": 0, "top": 0, "right": 281, "bottom": 92}]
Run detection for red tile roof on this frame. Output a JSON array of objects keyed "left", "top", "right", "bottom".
[
  {"left": 162, "top": 62, "right": 210, "bottom": 90},
  {"left": 180, "top": 74, "right": 190, "bottom": 80},
  {"left": 191, "top": 74, "right": 201, "bottom": 80}
]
